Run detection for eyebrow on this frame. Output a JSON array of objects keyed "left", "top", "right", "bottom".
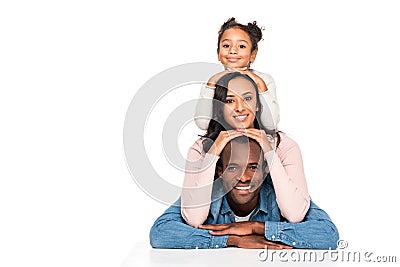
[
  {"left": 226, "top": 163, "right": 239, "bottom": 166},
  {"left": 226, "top": 91, "right": 254, "bottom": 98},
  {"left": 221, "top": 39, "right": 249, "bottom": 44}
]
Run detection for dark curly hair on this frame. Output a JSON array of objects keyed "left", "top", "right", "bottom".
[{"left": 217, "top": 17, "right": 264, "bottom": 53}]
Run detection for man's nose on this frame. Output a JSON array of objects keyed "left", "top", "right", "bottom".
[{"left": 238, "top": 171, "right": 252, "bottom": 183}]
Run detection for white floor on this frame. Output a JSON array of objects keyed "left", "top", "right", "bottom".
[{"left": 121, "top": 242, "right": 387, "bottom": 267}]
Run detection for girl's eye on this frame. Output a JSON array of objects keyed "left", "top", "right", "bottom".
[
  {"left": 225, "top": 99, "right": 234, "bottom": 104},
  {"left": 239, "top": 45, "right": 246, "bottom": 49},
  {"left": 222, "top": 44, "right": 230, "bottom": 48},
  {"left": 244, "top": 96, "right": 252, "bottom": 101}
]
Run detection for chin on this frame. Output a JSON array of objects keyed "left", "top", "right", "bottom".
[{"left": 232, "top": 195, "right": 253, "bottom": 205}]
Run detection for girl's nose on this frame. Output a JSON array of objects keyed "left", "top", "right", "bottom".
[{"left": 229, "top": 47, "right": 237, "bottom": 54}]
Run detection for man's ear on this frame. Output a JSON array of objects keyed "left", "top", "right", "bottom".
[{"left": 250, "top": 49, "right": 258, "bottom": 63}]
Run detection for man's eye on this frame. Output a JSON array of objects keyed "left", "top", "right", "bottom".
[
  {"left": 250, "top": 165, "right": 259, "bottom": 171},
  {"left": 227, "top": 166, "right": 237, "bottom": 171},
  {"left": 239, "top": 45, "right": 246, "bottom": 49}
]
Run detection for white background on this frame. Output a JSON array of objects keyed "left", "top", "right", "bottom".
[{"left": 1, "top": 0, "right": 400, "bottom": 266}]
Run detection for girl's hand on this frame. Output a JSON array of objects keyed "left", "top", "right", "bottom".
[
  {"left": 239, "top": 128, "right": 274, "bottom": 153},
  {"left": 206, "top": 70, "right": 231, "bottom": 87},
  {"left": 207, "top": 130, "right": 243, "bottom": 156},
  {"left": 239, "top": 70, "right": 268, "bottom": 92}
]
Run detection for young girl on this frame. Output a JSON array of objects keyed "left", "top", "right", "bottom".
[
  {"left": 182, "top": 72, "right": 310, "bottom": 227},
  {"left": 195, "top": 17, "right": 279, "bottom": 131}
]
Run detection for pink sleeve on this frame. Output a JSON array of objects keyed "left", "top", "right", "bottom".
[
  {"left": 268, "top": 133, "right": 311, "bottom": 223},
  {"left": 181, "top": 139, "right": 220, "bottom": 227}
]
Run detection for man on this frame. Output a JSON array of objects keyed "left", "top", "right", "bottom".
[{"left": 150, "top": 136, "right": 339, "bottom": 249}]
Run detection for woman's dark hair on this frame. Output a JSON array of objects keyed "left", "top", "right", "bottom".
[
  {"left": 202, "top": 72, "right": 280, "bottom": 152},
  {"left": 217, "top": 17, "right": 263, "bottom": 53}
]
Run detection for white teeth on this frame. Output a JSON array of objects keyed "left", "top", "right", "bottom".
[
  {"left": 235, "top": 186, "right": 251, "bottom": 190},
  {"left": 234, "top": 115, "right": 247, "bottom": 121}
]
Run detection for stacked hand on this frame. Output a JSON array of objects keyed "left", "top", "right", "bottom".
[
  {"left": 208, "top": 128, "right": 274, "bottom": 157},
  {"left": 207, "top": 68, "right": 268, "bottom": 92},
  {"left": 199, "top": 222, "right": 292, "bottom": 249}
]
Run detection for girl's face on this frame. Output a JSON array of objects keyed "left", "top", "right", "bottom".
[
  {"left": 218, "top": 28, "right": 257, "bottom": 69},
  {"left": 223, "top": 77, "right": 258, "bottom": 129}
]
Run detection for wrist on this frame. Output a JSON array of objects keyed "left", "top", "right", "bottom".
[
  {"left": 258, "top": 83, "right": 268, "bottom": 92},
  {"left": 207, "top": 81, "right": 216, "bottom": 87},
  {"left": 226, "top": 235, "right": 239, "bottom": 247},
  {"left": 252, "top": 221, "right": 265, "bottom": 235}
]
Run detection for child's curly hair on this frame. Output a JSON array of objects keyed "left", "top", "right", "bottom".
[{"left": 217, "top": 17, "right": 264, "bottom": 52}]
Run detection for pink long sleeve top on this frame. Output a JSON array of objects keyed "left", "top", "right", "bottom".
[{"left": 181, "top": 132, "right": 310, "bottom": 227}]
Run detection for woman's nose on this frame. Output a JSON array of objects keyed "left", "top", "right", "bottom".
[{"left": 235, "top": 99, "right": 245, "bottom": 112}]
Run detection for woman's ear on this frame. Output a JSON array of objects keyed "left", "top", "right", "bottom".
[{"left": 250, "top": 49, "right": 258, "bottom": 63}]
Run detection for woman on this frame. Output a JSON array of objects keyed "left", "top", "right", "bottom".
[{"left": 182, "top": 72, "right": 310, "bottom": 227}]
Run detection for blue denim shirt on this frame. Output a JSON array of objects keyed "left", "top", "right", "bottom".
[{"left": 150, "top": 178, "right": 339, "bottom": 249}]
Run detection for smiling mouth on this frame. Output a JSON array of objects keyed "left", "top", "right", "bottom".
[
  {"left": 227, "top": 57, "right": 240, "bottom": 62},
  {"left": 234, "top": 115, "right": 248, "bottom": 122},
  {"left": 234, "top": 185, "right": 251, "bottom": 190}
]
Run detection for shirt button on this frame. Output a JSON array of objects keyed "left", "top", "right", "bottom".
[
  {"left": 292, "top": 242, "right": 296, "bottom": 246},
  {"left": 271, "top": 235, "right": 275, "bottom": 239},
  {"left": 195, "top": 246, "right": 198, "bottom": 249},
  {"left": 215, "top": 245, "right": 219, "bottom": 248}
]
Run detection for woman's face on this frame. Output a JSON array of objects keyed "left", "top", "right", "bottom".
[
  {"left": 222, "top": 77, "right": 258, "bottom": 129},
  {"left": 218, "top": 28, "right": 257, "bottom": 69}
]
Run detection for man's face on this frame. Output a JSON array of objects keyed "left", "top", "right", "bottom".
[{"left": 219, "top": 140, "right": 264, "bottom": 208}]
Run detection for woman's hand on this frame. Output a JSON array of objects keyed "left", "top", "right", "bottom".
[
  {"left": 239, "top": 128, "right": 274, "bottom": 154},
  {"left": 207, "top": 130, "right": 243, "bottom": 156}
]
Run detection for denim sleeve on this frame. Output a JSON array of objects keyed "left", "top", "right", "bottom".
[
  {"left": 264, "top": 201, "right": 339, "bottom": 249},
  {"left": 149, "top": 200, "right": 228, "bottom": 249}
]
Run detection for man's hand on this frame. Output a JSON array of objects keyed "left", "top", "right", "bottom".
[
  {"left": 200, "top": 222, "right": 292, "bottom": 249},
  {"left": 227, "top": 235, "right": 292, "bottom": 249},
  {"left": 199, "top": 221, "right": 264, "bottom": 236}
]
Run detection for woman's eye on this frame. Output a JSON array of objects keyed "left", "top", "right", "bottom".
[
  {"left": 239, "top": 45, "right": 246, "bottom": 49},
  {"left": 225, "top": 99, "right": 234, "bottom": 103},
  {"left": 244, "top": 96, "right": 252, "bottom": 101}
]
